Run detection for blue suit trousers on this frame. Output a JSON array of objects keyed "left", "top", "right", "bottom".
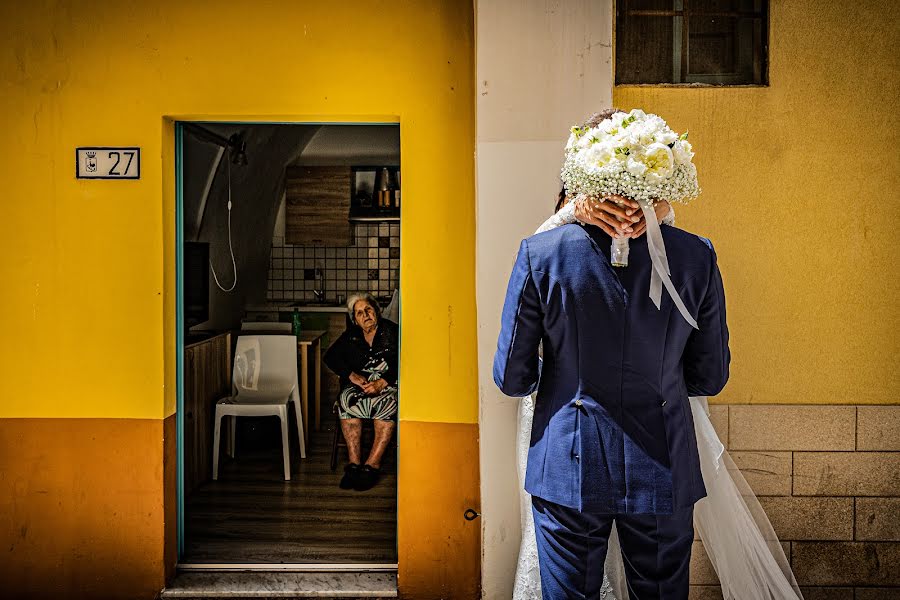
[{"left": 532, "top": 495, "right": 694, "bottom": 599}]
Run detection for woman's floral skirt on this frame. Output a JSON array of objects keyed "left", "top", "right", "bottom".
[{"left": 337, "top": 358, "right": 398, "bottom": 421}]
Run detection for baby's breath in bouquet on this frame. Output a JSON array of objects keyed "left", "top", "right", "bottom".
[{"left": 561, "top": 109, "right": 700, "bottom": 266}]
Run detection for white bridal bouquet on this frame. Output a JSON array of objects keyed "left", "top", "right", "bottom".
[{"left": 560, "top": 108, "right": 700, "bottom": 267}]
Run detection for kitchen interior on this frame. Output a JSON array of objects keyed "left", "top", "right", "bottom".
[{"left": 180, "top": 123, "right": 400, "bottom": 564}]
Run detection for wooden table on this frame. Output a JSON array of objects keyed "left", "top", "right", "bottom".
[{"left": 297, "top": 329, "right": 326, "bottom": 441}]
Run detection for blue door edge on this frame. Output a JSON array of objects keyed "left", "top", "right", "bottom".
[{"left": 175, "top": 121, "right": 186, "bottom": 559}]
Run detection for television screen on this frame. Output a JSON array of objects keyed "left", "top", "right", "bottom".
[{"left": 184, "top": 241, "right": 210, "bottom": 328}]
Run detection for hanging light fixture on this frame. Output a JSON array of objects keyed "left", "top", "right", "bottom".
[{"left": 228, "top": 133, "right": 248, "bottom": 166}]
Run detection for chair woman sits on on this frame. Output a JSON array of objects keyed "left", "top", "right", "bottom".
[{"left": 324, "top": 293, "right": 398, "bottom": 492}]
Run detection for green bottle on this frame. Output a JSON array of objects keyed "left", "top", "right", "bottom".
[{"left": 291, "top": 309, "right": 302, "bottom": 337}]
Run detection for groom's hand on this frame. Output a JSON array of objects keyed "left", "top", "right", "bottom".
[{"left": 574, "top": 195, "right": 641, "bottom": 238}]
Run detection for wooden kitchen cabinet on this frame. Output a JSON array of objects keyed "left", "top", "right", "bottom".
[
  {"left": 285, "top": 166, "right": 351, "bottom": 246},
  {"left": 183, "top": 332, "right": 232, "bottom": 496}
]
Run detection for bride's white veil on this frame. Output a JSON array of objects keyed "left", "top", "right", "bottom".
[{"left": 690, "top": 397, "right": 802, "bottom": 599}]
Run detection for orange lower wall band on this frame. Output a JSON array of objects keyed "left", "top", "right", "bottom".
[
  {"left": 0, "top": 417, "right": 169, "bottom": 600},
  {"left": 2, "top": 417, "right": 479, "bottom": 599},
  {"left": 398, "top": 420, "right": 481, "bottom": 599}
]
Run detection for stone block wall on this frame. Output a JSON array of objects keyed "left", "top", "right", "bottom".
[{"left": 689, "top": 405, "right": 900, "bottom": 599}]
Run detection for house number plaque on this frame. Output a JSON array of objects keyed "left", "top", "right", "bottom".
[{"left": 76, "top": 147, "right": 141, "bottom": 179}]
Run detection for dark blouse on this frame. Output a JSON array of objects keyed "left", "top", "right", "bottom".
[{"left": 323, "top": 319, "right": 399, "bottom": 388}]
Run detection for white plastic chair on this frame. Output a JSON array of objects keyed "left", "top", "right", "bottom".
[
  {"left": 383, "top": 288, "right": 400, "bottom": 323},
  {"left": 240, "top": 321, "right": 292, "bottom": 331},
  {"left": 212, "top": 335, "right": 306, "bottom": 481}
]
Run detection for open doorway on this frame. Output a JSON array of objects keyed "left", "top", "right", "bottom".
[{"left": 176, "top": 122, "right": 401, "bottom": 566}]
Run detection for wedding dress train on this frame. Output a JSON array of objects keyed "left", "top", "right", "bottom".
[{"left": 513, "top": 204, "right": 803, "bottom": 599}]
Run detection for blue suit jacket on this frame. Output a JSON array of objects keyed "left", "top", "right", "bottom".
[{"left": 494, "top": 223, "right": 730, "bottom": 514}]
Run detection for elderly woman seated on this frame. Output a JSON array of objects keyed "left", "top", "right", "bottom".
[{"left": 324, "top": 293, "right": 398, "bottom": 491}]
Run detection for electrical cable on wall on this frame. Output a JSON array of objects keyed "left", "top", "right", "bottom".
[{"left": 209, "top": 159, "right": 238, "bottom": 292}]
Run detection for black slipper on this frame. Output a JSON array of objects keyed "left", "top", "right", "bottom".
[
  {"left": 339, "top": 463, "right": 360, "bottom": 489},
  {"left": 354, "top": 464, "right": 381, "bottom": 491}
]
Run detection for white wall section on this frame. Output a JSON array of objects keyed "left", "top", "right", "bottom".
[{"left": 476, "top": 2, "right": 614, "bottom": 597}]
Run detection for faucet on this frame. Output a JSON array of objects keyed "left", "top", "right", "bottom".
[{"left": 313, "top": 266, "right": 326, "bottom": 302}]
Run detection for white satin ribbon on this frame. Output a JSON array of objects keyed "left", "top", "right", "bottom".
[{"left": 638, "top": 199, "right": 699, "bottom": 330}]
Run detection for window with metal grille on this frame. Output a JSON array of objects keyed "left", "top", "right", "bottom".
[{"left": 616, "top": 0, "right": 768, "bottom": 85}]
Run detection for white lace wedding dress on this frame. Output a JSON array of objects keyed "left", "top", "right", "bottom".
[{"left": 513, "top": 204, "right": 803, "bottom": 600}]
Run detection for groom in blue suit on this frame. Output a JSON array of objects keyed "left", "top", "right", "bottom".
[{"left": 494, "top": 217, "right": 730, "bottom": 598}]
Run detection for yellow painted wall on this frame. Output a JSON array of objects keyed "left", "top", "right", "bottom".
[
  {"left": 615, "top": 0, "right": 900, "bottom": 405},
  {"left": 2, "top": 2, "right": 480, "bottom": 597},
  {"left": 0, "top": 0, "right": 478, "bottom": 424}
]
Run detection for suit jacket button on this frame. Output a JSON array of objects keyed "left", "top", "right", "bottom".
[
  {"left": 574, "top": 399, "right": 583, "bottom": 407},
  {"left": 661, "top": 400, "right": 667, "bottom": 406}
]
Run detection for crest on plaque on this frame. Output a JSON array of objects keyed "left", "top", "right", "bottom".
[{"left": 85, "top": 151, "right": 97, "bottom": 173}]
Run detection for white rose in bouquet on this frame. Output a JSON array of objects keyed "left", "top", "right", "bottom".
[
  {"left": 643, "top": 143, "right": 675, "bottom": 182},
  {"left": 672, "top": 139, "right": 694, "bottom": 165}
]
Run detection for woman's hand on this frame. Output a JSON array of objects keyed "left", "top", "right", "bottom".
[
  {"left": 574, "top": 194, "right": 641, "bottom": 238},
  {"left": 349, "top": 372, "right": 368, "bottom": 388},
  {"left": 361, "top": 378, "right": 388, "bottom": 396},
  {"left": 628, "top": 200, "right": 671, "bottom": 239},
  {"left": 574, "top": 195, "right": 672, "bottom": 239}
]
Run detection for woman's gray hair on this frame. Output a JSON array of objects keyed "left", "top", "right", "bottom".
[{"left": 346, "top": 292, "right": 381, "bottom": 325}]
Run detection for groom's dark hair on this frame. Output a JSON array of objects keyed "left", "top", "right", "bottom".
[
  {"left": 583, "top": 107, "right": 625, "bottom": 129},
  {"left": 555, "top": 187, "right": 567, "bottom": 213}
]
